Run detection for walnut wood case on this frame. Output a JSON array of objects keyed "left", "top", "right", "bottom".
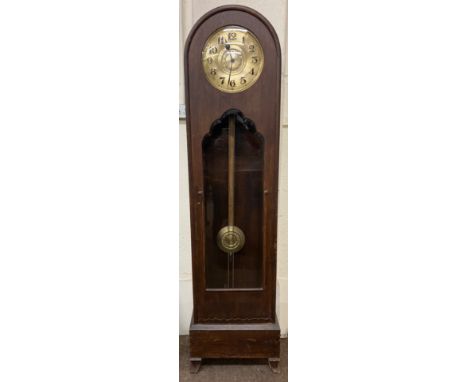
[{"left": 184, "top": 5, "right": 281, "bottom": 371}]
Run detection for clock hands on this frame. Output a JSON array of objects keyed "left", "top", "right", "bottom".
[
  {"left": 228, "top": 52, "right": 233, "bottom": 88},
  {"left": 226, "top": 43, "right": 234, "bottom": 88}
]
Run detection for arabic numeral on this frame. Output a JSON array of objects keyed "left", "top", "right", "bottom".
[
  {"left": 240, "top": 77, "right": 247, "bottom": 84},
  {"left": 250, "top": 68, "right": 255, "bottom": 75},
  {"left": 209, "top": 47, "right": 218, "bottom": 54},
  {"left": 219, "top": 77, "right": 225, "bottom": 84},
  {"left": 248, "top": 44, "right": 255, "bottom": 52},
  {"left": 229, "top": 80, "right": 236, "bottom": 87},
  {"left": 251, "top": 56, "right": 258, "bottom": 64},
  {"left": 207, "top": 57, "right": 213, "bottom": 64},
  {"left": 228, "top": 32, "right": 236, "bottom": 40},
  {"left": 210, "top": 68, "right": 217, "bottom": 75}
]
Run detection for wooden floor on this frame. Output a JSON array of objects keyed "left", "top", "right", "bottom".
[{"left": 179, "top": 335, "right": 288, "bottom": 381}]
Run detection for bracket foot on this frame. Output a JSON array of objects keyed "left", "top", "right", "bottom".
[
  {"left": 189, "top": 358, "right": 202, "bottom": 374},
  {"left": 268, "top": 357, "right": 280, "bottom": 373}
]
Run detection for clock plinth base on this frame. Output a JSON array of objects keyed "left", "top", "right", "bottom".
[{"left": 189, "top": 314, "right": 280, "bottom": 371}]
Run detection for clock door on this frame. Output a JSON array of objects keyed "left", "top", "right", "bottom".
[{"left": 196, "top": 109, "right": 272, "bottom": 323}]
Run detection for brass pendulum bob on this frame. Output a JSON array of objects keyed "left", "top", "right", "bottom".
[{"left": 216, "top": 115, "right": 246, "bottom": 287}]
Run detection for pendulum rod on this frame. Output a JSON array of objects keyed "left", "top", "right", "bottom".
[
  {"left": 227, "top": 252, "right": 230, "bottom": 287},
  {"left": 228, "top": 115, "right": 235, "bottom": 288},
  {"left": 228, "top": 115, "right": 235, "bottom": 227},
  {"left": 218, "top": 114, "right": 244, "bottom": 288}
]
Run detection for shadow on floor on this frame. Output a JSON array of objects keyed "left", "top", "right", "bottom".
[{"left": 179, "top": 335, "right": 288, "bottom": 382}]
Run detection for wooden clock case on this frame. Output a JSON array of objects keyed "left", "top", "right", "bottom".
[{"left": 184, "top": 5, "right": 282, "bottom": 373}]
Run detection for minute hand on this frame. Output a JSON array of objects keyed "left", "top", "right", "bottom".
[
  {"left": 225, "top": 43, "right": 234, "bottom": 87},
  {"left": 227, "top": 51, "right": 233, "bottom": 87}
]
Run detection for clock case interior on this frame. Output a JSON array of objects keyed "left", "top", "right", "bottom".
[
  {"left": 203, "top": 109, "right": 264, "bottom": 290},
  {"left": 184, "top": 5, "right": 281, "bottom": 371}
]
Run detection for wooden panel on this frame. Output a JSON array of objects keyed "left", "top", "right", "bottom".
[
  {"left": 190, "top": 319, "right": 280, "bottom": 359},
  {"left": 190, "top": 331, "right": 280, "bottom": 359}
]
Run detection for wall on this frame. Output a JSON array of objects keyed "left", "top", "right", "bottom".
[{"left": 179, "top": 0, "right": 288, "bottom": 336}]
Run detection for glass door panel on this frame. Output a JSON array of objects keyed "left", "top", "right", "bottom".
[{"left": 202, "top": 111, "right": 264, "bottom": 289}]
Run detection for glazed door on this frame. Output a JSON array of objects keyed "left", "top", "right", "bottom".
[{"left": 203, "top": 110, "right": 264, "bottom": 290}]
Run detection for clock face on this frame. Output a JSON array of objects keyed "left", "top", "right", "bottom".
[{"left": 201, "top": 26, "right": 264, "bottom": 93}]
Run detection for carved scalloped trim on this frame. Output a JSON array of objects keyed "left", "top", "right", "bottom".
[{"left": 202, "top": 108, "right": 264, "bottom": 150}]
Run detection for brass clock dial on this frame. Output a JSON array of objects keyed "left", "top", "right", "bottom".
[{"left": 202, "top": 26, "right": 264, "bottom": 93}]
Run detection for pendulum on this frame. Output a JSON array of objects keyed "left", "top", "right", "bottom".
[{"left": 216, "top": 114, "right": 245, "bottom": 287}]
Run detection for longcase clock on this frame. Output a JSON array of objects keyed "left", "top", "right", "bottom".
[{"left": 184, "top": 5, "right": 282, "bottom": 373}]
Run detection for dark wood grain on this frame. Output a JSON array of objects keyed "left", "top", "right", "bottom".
[{"left": 190, "top": 315, "right": 280, "bottom": 359}]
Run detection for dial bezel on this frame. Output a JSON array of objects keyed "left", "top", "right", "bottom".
[{"left": 201, "top": 25, "right": 265, "bottom": 93}]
